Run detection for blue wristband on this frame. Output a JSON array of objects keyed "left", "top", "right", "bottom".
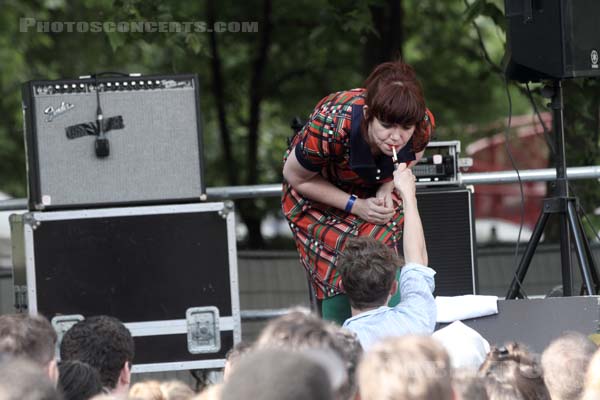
[{"left": 345, "top": 194, "right": 357, "bottom": 213}]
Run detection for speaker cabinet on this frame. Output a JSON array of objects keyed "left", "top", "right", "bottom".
[
  {"left": 416, "top": 187, "right": 478, "bottom": 296},
  {"left": 504, "top": 0, "right": 600, "bottom": 81},
  {"left": 10, "top": 202, "right": 241, "bottom": 371},
  {"left": 22, "top": 74, "right": 205, "bottom": 210}
]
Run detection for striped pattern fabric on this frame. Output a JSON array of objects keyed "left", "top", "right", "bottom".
[{"left": 282, "top": 89, "right": 418, "bottom": 299}]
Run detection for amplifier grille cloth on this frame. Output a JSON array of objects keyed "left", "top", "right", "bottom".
[
  {"left": 32, "top": 88, "right": 201, "bottom": 206},
  {"left": 417, "top": 189, "right": 476, "bottom": 296}
]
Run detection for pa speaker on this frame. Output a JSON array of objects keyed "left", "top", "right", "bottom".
[
  {"left": 22, "top": 74, "right": 205, "bottom": 210},
  {"left": 416, "top": 187, "right": 478, "bottom": 295},
  {"left": 504, "top": 0, "right": 600, "bottom": 82}
]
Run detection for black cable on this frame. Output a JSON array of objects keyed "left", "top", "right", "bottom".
[
  {"left": 525, "top": 83, "right": 555, "bottom": 154},
  {"left": 503, "top": 77, "right": 529, "bottom": 298},
  {"left": 94, "top": 75, "right": 104, "bottom": 130},
  {"left": 93, "top": 74, "right": 109, "bottom": 157}
]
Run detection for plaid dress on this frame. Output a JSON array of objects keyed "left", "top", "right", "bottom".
[{"left": 282, "top": 88, "right": 434, "bottom": 299}]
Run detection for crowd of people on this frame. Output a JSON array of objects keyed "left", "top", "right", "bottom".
[{"left": 0, "top": 306, "right": 600, "bottom": 400}]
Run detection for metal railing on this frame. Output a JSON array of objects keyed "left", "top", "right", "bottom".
[
  {"left": 2, "top": 165, "right": 600, "bottom": 210},
  {"left": 2, "top": 165, "right": 600, "bottom": 321}
]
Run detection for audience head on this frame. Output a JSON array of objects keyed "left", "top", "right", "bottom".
[
  {"left": 223, "top": 341, "right": 252, "bottom": 381},
  {"left": 0, "top": 313, "right": 58, "bottom": 383},
  {"left": 60, "top": 315, "right": 134, "bottom": 393},
  {"left": 479, "top": 342, "right": 550, "bottom": 400},
  {"left": 129, "top": 378, "right": 194, "bottom": 400},
  {"left": 58, "top": 360, "right": 103, "bottom": 400},
  {"left": 159, "top": 380, "right": 195, "bottom": 400},
  {"left": 254, "top": 308, "right": 350, "bottom": 398},
  {"left": 484, "top": 377, "right": 526, "bottom": 400},
  {"left": 453, "top": 369, "right": 489, "bottom": 400},
  {"left": 541, "top": 331, "right": 597, "bottom": 400},
  {"left": 129, "top": 380, "right": 162, "bottom": 400},
  {"left": 193, "top": 384, "right": 222, "bottom": 400},
  {"left": 338, "top": 237, "right": 402, "bottom": 310},
  {"left": 582, "top": 347, "right": 600, "bottom": 400},
  {"left": 327, "top": 326, "right": 363, "bottom": 400},
  {"left": 255, "top": 308, "right": 340, "bottom": 351},
  {"left": 0, "top": 357, "right": 62, "bottom": 400},
  {"left": 358, "top": 335, "right": 454, "bottom": 400},
  {"left": 221, "top": 348, "right": 334, "bottom": 400}
]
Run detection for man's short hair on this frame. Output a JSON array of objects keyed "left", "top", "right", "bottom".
[
  {"left": 0, "top": 357, "right": 61, "bottom": 400},
  {"left": 254, "top": 308, "right": 353, "bottom": 399},
  {"left": 224, "top": 341, "right": 252, "bottom": 381},
  {"left": 541, "top": 332, "right": 597, "bottom": 400},
  {"left": 60, "top": 315, "right": 134, "bottom": 389},
  {"left": 58, "top": 360, "right": 103, "bottom": 400},
  {"left": 221, "top": 348, "right": 334, "bottom": 400},
  {"left": 358, "top": 335, "right": 453, "bottom": 400},
  {"left": 254, "top": 308, "right": 341, "bottom": 352},
  {"left": 338, "top": 237, "right": 402, "bottom": 309},
  {"left": 0, "top": 313, "right": 57, "bottom": 366}
]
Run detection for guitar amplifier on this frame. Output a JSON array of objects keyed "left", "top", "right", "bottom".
[{"left": 22, "top": 74, "right": 205, "bottom": 211}]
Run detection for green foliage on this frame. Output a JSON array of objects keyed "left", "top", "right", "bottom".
[
  {"left": 2, "top": 0, "right": 598, "bottom": 247},
  {"left": 403, "top": 0, "right": 530, "bottom": 143}
]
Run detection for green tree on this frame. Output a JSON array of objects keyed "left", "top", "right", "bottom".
[{"left": 3, "top": 0, "right": 567, "bottom": 249}]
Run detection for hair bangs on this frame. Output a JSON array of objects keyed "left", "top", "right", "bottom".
[{"left": 370, "top": 82, "right": 425, "bottom": 127}]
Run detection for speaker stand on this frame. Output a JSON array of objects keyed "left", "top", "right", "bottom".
[{"left": 506, "top": 80, "right": 600, "bottom": 299}]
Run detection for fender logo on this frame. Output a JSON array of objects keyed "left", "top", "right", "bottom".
[{"left": 44, "top": 101, "right": 74, "bottom": 122}]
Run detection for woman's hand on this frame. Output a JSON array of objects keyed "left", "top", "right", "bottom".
[
  {"left": 352, "top": 197, "right": 395, "bottom": 225},
  {"left": 375, "top": 180, "right": 395, "bottom": 209},
  {"left": 393, "top": 162, "right": 417, "bottom": 200}
]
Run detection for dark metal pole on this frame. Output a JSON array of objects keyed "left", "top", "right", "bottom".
[
  {"left": 506, "top": 211, "right": 549, "bottom": 299},
  {"left": 551, "top": 80, "right": 573, "bottom": 296},
  {"left": 567, "top": 201, "right": 595, "bottom": 293}
]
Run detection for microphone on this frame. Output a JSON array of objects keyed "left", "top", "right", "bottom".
[
  {"left": 95, "top": 113, "right": 109, "bottom": 158},
  {"left": 94, "top": 79, "right": 109, "bottom": 158}
]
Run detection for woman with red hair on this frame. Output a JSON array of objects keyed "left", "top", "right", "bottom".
[{"left": 282, "top": 61, "right": 435, "bottom": 324}]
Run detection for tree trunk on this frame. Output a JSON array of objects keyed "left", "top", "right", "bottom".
[
  {"left": 207, "top": 0, "right": 238, "bottom": 186},
  {"left": 246, "top": 0, "right": 273, "bottom": 186},
  {"left": 363, "top": 0, "right": 404, "bottom": 75},
  {"left": 243, "top": 0, "right": 273, "bottom": 248}
]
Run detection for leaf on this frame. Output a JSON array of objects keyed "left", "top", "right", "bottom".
[
  {"left": 185, "top": 33, "right": 203, "bottom": 55},
  {"left": 482, "top": 3, "right": 506, "bottom": 31},
  {"left": 105, "top": 31, "right": 126, "bottom": 52},
  {"left": 43, "top": 0, "right": 66, "bottom": 10},
  {"left": 464, "top": 0, "right": 487, "bottom": 23}
]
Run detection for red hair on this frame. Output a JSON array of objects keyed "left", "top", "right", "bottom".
[{"left": 361, "top": 61, "right": 433, "bottom": 152}]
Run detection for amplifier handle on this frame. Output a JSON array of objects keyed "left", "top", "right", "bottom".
[{"left": 78, "top": 71, "right": 131, "bottom": 79}]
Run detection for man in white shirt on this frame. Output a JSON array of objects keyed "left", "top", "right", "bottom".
[{"left": 340, "top": 163, "right": 436, "bottom": 350}]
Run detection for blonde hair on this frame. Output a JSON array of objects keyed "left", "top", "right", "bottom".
[
  {"left": 160, "top": 380, "right": 195, "bottom": 400},
  {"left": 582, "top": 349, "right": 600, "bottom": 400},
  {"left": 358, "top": 335, "right": 453, "bottom": 400},
  {"left": 192, "top": 384, "right": 222, "bottom": 400},
  {"left": 129, "top": 380, "right": 163, "bottom": 400},
  {"left": 541, "top": 332, "right": 597, "bottom": 400}
]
